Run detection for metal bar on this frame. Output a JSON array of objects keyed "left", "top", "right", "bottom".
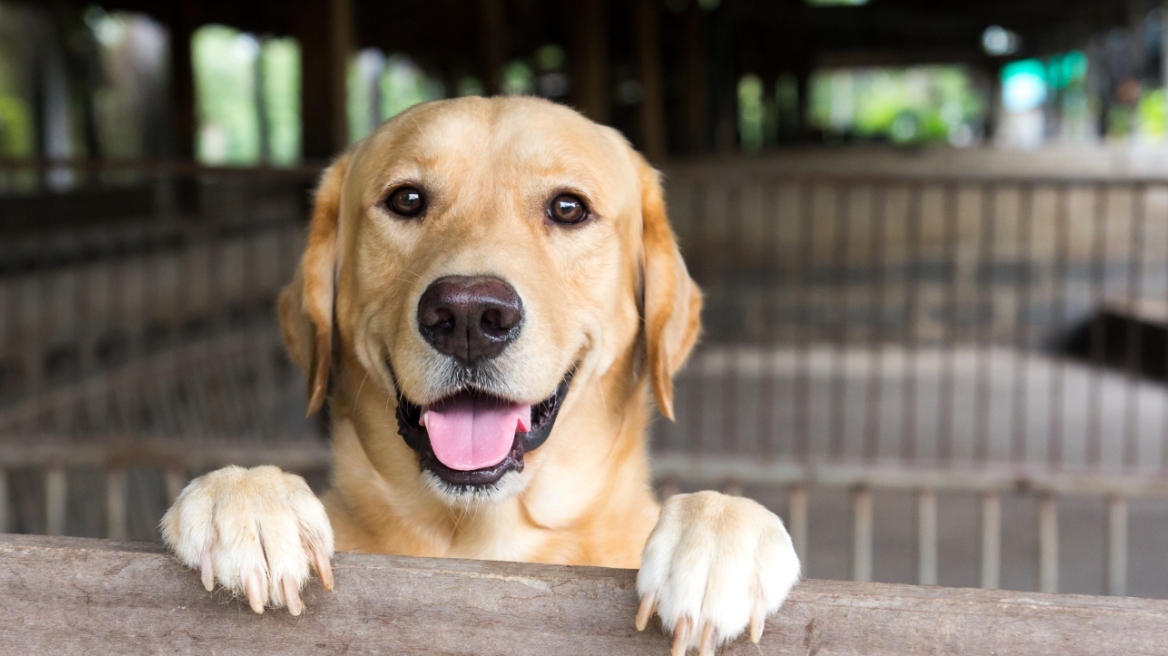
[
  {"left": 917, "top": 487, "right": 938, "bottom": 586},
  {"left": 45, "top": 466, "right": 66, "bottom": 537},
  {"left": 794, "top": 183, "right": 813, "bottom": 460},
  {"left": 1087, "top": 185, "right": 1108, "bottom": 468},
  {"left": 106, "top": 469, "right": 127, "bottom": 541},
  {"left": 1106, "top": 495, "right": 1128, "bottom": 597},
  {"left": 1039, "top": 493, "right": 1059, "bottom": 594},
  {"left": 758, "top": 183, "right": 782, "bottom": 459},
  {"left": 1123, "top": 184, "right": 1146, "bottom": 469},
  {"left": 980, "top": 491, "right": 1001, "bottom": 590},
  {"left": 852, "top": 486, "right": 873, "bottom": 583},
  {"left": 829, "top": 184, "right": 850, "bottom": 460},
  {"left": 683, "top": 183, "right": 707, "bottom": 454},
  {"left": 1011, "top": 184, "right": 1034, "bottom": 463},
  {"left": 652, "top": 453, "right": 1168, "bottom": 497},
  {"left": 937, "top": 185, "right": 959, "bottom": 464},
  {"left": 722, "top": 185, "right": 742, "bottom": 454},
  {"left": 653, "top": 163, "right": 1168, "bottom": 188},
  {"left": 787, "top": 484, "right": 808, "bottom": 564},
  {"left": 1049, "top": 184, "right": 1070, "bottom": 467},
  {"left": 900, "top": 184, "right": 922, "bottom": 462},
  {"left": 863, "top": 185, "right": 887, "bottom": 462},
  {"left": 974, "top": 184, "right": 997, "bottom": 462}
]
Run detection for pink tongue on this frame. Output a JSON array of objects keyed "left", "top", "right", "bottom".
[{"left": 422, "top": 395, "right": 532, "bottom": 471}]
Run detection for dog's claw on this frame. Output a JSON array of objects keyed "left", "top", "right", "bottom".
[
  {"left": 311, "top": 543, "right": 334, "bottom": 591},
  {"left": 698, "top": 622, "right": 716, "bottom": 656},
  {"left": 245, "top": 570, "right": 266, "bottom": 614},
  {"left": 671, "top": 616, "right": 691, "bottom": 656},
  {"left": 282, "top": 575, "right": 304, "bottom": 616},
  {"left": 200, "top": 550, "right": 214, "bottom": 592},
  {"left": 750, "top": 596, "right": 766, "bottom": 643},
  {"left": 635, "top": 592, "right": 656, "bottom": 631}
]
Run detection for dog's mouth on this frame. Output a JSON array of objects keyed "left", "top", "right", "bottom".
[{"left": 395, "top": 374, "right": 572, "bottom": 488}]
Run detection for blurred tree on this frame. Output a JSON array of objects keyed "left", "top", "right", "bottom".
[
  {"left": 0, "top": 3, "right": 37, "bottom": 160},
  {"left": 262, "top": 37, "right": 301, "bottom": 165},
  {"left": 193, "top": 25, "right": 260, "bottom": 164},
  {"left": 737, "top": 74, "right": 764, "bottom": 154},
  {"left": 809, "top": 66, "right": 984, "bottom": 146},
  {"left": 193, "top": 25, "right": 300, "bottom": 165}
]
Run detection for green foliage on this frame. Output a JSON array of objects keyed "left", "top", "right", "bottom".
[
  {"left": 193, "top": 25, "right": 301, "bottom": 165},
  {"left": 262, "top": 38, "right": 301, "bottom": 165},
  {"left": 501, "top": 60, "right": 534, "bottom": 96},
  {"left": 0, "top": 93, "right": 32, "bottom": 158},
  {"left": 737, "top": 74, "right": 765, "bottom": 154},
  {"left": 0, "top": 5, "right": 33, "bottom": 159},
  {"left": 809, "top": 65, "right": 983, "bottom": 145},
  {"left": 1138, "top": 89, "right": 1166, "bottom": 140},
  {"left": 194, "top": 25, "right": 260, "bottom": 164}
]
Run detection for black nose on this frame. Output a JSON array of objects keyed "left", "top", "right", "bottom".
[{"left": 417, "top": 276, "right": 523, "bottom": 363}]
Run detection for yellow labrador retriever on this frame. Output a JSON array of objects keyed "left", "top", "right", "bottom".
[{"left": 162, "top": 96, "right": 799, "bottom": 654}]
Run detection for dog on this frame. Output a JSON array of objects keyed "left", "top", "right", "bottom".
[{"left": 162, "top": 96, "right": 800, "bottom": 655}]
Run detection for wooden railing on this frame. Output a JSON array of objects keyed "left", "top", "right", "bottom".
[
  {"left": 3, "top": 441, "right": 1168, "bottom": 598},
  {"left": 1, "top": 533, "right": 1165, "bottom": 655}
]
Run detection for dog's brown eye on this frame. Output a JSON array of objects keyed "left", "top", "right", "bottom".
[
  {"left": 548, "top": 194, "right": 588, "bottom": 225},
  {"left": 386, "top": 187, "right": 426, "bottom": 218}
]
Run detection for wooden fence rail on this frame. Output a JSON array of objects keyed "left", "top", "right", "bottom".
[
  {"left": 1, "top": 534, "right": 1167, "bottom": 655},
  {"left": 4, "top": 442, "right": 1168, "bottom": 595}
]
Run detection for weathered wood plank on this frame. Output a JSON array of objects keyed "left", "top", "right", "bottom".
[{"left": 0, "top": 534, "right": 1166, "bottom": 655}]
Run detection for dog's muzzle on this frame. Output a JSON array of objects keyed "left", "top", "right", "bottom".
[{"left": 395, "top": 373, "right": 571, "bottom": 488}]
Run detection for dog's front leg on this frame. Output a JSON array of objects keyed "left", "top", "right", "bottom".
[
  {"left": 635, "top": 491, "right": 801, "bottom": 655},
  {"left": 161, "top": 465, "right": 335, "bottom": 615}
]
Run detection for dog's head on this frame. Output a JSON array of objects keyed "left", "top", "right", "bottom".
[{"left": 280, "top": 97, "right": 700, "bottom": 503}]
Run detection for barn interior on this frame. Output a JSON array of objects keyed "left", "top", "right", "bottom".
[{"left": 3, "top": 0, "right": 1168, "bottom": 600}]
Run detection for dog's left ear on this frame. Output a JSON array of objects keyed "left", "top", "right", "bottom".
[
  {"left": 637, "top": 154, "right": 702, "bottom": 421},
  {"left": 279, "top": 153, "right": 350, "bottom": 416}
]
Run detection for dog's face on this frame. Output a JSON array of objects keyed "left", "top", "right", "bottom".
[{"left": 280, "top": 97, "right": 700, "bottom": 505}]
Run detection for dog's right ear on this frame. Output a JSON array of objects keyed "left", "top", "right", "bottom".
[{"left": 279, "top": 154, "right": 350, "bottom": 416}]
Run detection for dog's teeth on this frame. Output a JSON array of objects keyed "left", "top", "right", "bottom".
[{"left": 420, "top": 412, "right": 429, "bottom": 427}]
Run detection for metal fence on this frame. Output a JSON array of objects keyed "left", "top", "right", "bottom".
[
  {"left": 0, "top": 161, "right": 316, "bottom": 439},
  {"left": 658, "top": 170, "right": 1168, "bottom": 474},
  {"left": 3, "top": 158, "right": 1168, "bottom": 598}
]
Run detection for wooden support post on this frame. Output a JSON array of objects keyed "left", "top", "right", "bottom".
[
  {"left": 4, "top": 534, "right": 1168, "bottom": 655},
  {"left": 634, "top": 0, "right": 667, "bottom": 161},
  {"left": 480, "top": 0, "right": 507, "bottom": 95},
  {"left": 297, "top": 0, "right": 352, "bottom": 158},
  {"left": 680, "top": 2, "right": 708, "bottom": 153},
  {"left": 166, "top": 0, "right": 200, "bottom": 160},
  {"left": 572, "top": 0, "right": 610, "bottom": 124}
]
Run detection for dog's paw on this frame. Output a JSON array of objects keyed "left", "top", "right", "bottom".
[
  {"left": 635, "top": 491, "right": 800, "bottom": 655},
  {"left": 161, "top": 465, "right": 335, "bottom": 616}
]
